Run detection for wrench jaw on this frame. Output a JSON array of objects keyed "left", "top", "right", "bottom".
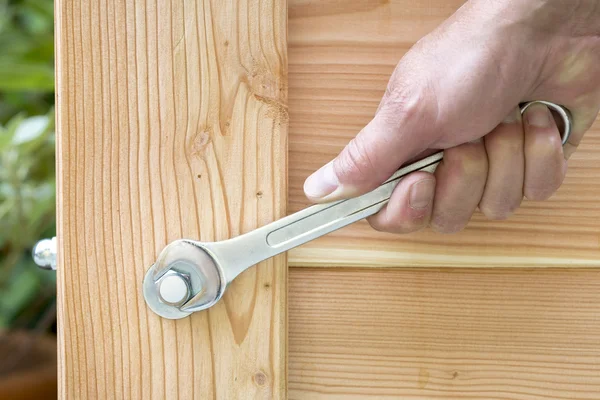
[{"left": 142, "top": 239, "right": 227, "bottom": 319}]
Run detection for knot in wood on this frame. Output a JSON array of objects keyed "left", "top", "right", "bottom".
[{"left": 253, "top": 371, "right": 268, "bottom": 387}]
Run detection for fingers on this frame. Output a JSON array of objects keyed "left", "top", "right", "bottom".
[
  {"left": 369, "top": 104, "right": 567, "bottom": 236},
  {"left": 306, "top": 102, "right": 567, "bottom": 236},
  {"left": 430, "top": 140, "right": 489, "bottom": 233},
  {"left": 366, "top": 138, "right": 491, "bottom": 235},
  {"left": 479, "top": 108, "right": 525, "bottom": 220},
  {"left": 522, "top": 103, "right": 567, "bottom": 201},
  {"left": 303, "top": 85, "right": 439, "bottom": 203},
  {"left": 367, "top": 172, "right": 436, "bottom": 234},
  {"left": 367, "top": 140, "right": 490, "bottom": 235}
]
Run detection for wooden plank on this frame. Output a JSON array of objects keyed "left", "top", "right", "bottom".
[
  {"left": 287, "top": 0, "right": 600, "bottom": 268},
  {"left": 289, "top": 267, "right": 600, "bottom": 399},
  {"left": 55, "top": 0, "right": 288, "bottom": 398}
]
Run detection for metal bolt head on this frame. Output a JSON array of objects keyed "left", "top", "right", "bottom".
[
  {"left": 33, "top": 237, "right": 57, "bottom": 270},
  {"left": 157, "top": 271, "right": 191, "bottom": 306}
]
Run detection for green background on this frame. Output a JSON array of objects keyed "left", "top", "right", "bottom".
[{"left": 0, "top": 0, "right": 56, "bottom": 332}]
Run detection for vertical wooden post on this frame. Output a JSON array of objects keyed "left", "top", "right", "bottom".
[{"left": 55, "top": 0, "right": 288, "bottom": 398}]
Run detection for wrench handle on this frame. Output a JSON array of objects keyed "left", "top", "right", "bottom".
[{"left": 206, "top": 152, "right": 443, "bottom": 283}]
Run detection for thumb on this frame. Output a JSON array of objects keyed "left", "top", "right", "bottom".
[{"left": 303, "top": 86, "right": 440, "bottom": 202}]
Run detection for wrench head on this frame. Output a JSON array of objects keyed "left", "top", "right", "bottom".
[{"left": 142, "top": 239, "right": 226, "bottom": 319}]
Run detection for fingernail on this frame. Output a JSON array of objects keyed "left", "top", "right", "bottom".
[
  {"left": 304, "top": 161, "right": 339, "bottom": 200},
  {"left": 409, "top": 179, "right": 435, "bottom": 209},
  {"left": 526, "top": 104, "right": 551, "bottom": 127}
]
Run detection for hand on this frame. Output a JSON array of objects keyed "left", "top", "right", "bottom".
[{"left": 302, "top": 0, "right": 600, "bottom": 234}]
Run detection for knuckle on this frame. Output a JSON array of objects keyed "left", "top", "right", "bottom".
[
  {"left": 488, "top": 131, "right": 523, "bottom": 154},
  {"left": 369, "top": 212, "right": 427, "bottom": 235},
  {"left": 524, "top": 185, "right": 556, "bottom": 201},
  {"left": 380, "top": 79, "right": 439, "bottom": 133},
  {"left": 367, "top": 218, "right": 388, "bottom": 233},
  {"left": 335, "top": 136, "right": 376, "bottom": 184},
  {"left": 479, "top": 198, "right": 521, "bottom": 220},
  {"left": 385, "top": 87, "right": 422, "bottom": 120},
  {"left": 404, "top": 211, "right": 430, "bottom": 233},
  {"left": 527, "top": 129, "right": 563, "bottom": 157},
  {"left": 368, "top": 199, "right": 431, "bottom": 234},
  {"left": 443, "top": 145, "right": 488, "bottom": 180},
  {"left": 410, "top": 216, "right": 430, "bottom": 233},
  {"left": 495, "top": 142, "right": 521, "bottom": 157},
  {"left": 525, "top": 165, "right": 566, "bottom": 201},
  {"left": 543, "top": 130, "right": 563, "bottom": 149},
  {"left": 430, "top": 212, "right": 467, "bottom": 234}
]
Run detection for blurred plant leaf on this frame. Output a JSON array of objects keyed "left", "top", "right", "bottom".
[
  {"left": 0, "top": 259, "right": 41, "bottom": 328},
  {"left": 22, "top": 0, "right": 54, "bottom": 17},
  {"left": 0, "top": 123, "right": 10, "bottom": 149},
  {"left": 0, "top": 0, "right": 56, "bottom": 332},
  {"left": 12, "top": 114, "right": 50, "bottom": 144},
  {"left": 0, "top": 63, "right": 54, "bottom": 91},
  {"left": 0, "top": 0, "right": 54, "bottom": 119},
  {"left": 0, "top": 0, "right": 11, "bottom": 30},
  {"left": 0, "top": 110, "right": 56, "bottom": 327}
]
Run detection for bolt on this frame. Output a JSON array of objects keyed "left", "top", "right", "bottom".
[
  {"left": 157, "top": 271, "right": 191, "bottom": 306},
  {"left": 33, "top": 237, "right": 57, "bottom": 270}
]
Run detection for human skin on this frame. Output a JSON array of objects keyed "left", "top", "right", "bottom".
[{"left": 303, "top": 0, "right": 600, "bottom": 234}]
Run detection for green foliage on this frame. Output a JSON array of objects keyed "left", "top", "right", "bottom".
[
  {"left": 0, "top": 0, "right": 56, "bottom": 330},
  {"left": 0, "top": 110, "right": 56, "bottom": 329},
  {"left": 0, "top": 0, "right": 55, "bottom": 124}
]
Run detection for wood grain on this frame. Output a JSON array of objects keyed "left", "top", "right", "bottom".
[
  {"left": 288, "top": 267, "right": 600, "bottom": 399},
  {"left": 55, "top": 0, "right": 288, "bottom": 398},
  {"left": 287, "top": 0, "right": 600, "bottom": 268}
]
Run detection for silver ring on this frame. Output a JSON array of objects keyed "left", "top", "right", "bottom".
[{"left": 520, "top": 100, "right": 572, "bottom": 146}]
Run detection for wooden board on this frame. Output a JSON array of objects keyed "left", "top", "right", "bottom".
[
  {"left": 287, "top": 0, "right": 600, "bottom": 268},
  {"left": 55, "top": 0, "right": 288, "bottom": 398},
  {"left": 55, "top": 0, "right": 600, "bottom": 399},
  {"left": 289, "top": 267, "right": 600, "bottom": 399}
]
